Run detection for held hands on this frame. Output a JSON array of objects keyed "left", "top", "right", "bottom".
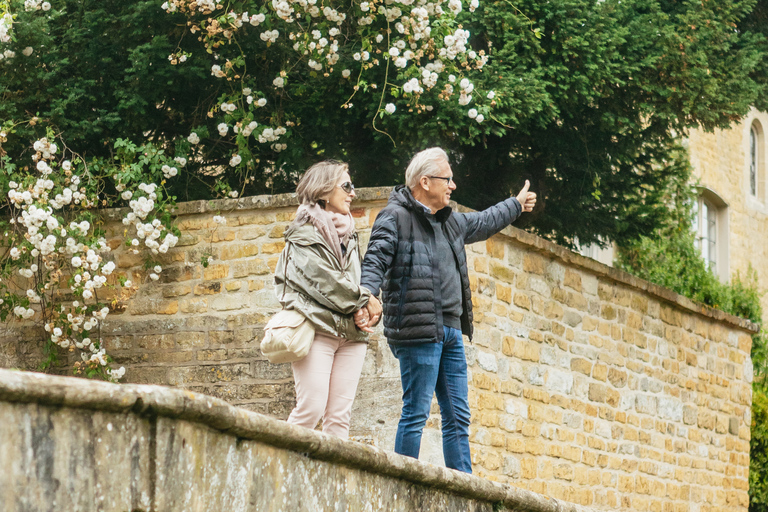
[
  {"left": 515, "top": 180, "right": 537, "bottom": 213},
  {"left": 366, "top": 295, "right": 382, "bottom": 323},
  {"left": 354, "top": 307, "right": 373, "bottom": 333},
  {"left": 354, "top": 295, "right": 382, "bottom": 333}
]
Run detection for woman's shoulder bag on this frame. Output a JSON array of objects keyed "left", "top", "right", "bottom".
[{"left": 260, "top": 242, "right": 316, "bottom": 363}]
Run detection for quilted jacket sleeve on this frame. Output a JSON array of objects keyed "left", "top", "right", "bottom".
[
  {"left": 360, "top": 210, "right": 399, "bottom": 297},
  {"left": 280, "top": 241, "right": 371, "bottom": 315},
  {"left": 460, "top": 197, "right": 522, "bottom": 244}
]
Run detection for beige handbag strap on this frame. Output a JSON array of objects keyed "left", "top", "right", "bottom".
[
  {"left": 280, "top": 242, "right": 292, "bottom": 308},
  {"left": 355, "top": 232, "right": 363, "bottom": 266}
]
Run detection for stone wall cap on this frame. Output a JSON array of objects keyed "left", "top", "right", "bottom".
[
  {"left": 0, "top": 369, "right": 597, "bottom": 512},
  {"left": 100, "top": 186, "right": 394, "bottom": 220}
]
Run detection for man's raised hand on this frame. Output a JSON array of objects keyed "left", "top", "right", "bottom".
[{"left": 515, "top": 180, "right": 537, "bottom": 213}]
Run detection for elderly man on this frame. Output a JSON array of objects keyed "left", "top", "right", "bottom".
[{"left": 356, "top": 147, "right": 536, "bottom": 473}]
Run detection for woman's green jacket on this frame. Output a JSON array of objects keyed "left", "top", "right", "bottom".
[{"left": 273, "top": 220, "right": 371, "bottom": 342}]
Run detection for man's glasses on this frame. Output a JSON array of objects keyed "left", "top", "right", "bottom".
[
  {"left": 427, "top": 176, "right": 454, "bottom": 185},
  {"left": 338, "top": 181, "right": 355, "bottom": 194}
]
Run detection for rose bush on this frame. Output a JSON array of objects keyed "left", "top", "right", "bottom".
[
  {"left": 0, "top": 126, "right": 183, "bottom": 381},
  {"left": 158, "top": 0, "right": 504, "bottom": 196}
]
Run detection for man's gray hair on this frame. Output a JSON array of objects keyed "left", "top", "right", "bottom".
[
  {"left": 405, "top": 147, "right": 449, "bottom": 190},
  {"left": 295, "top": 160, "right": 349, "bottom": 205}
]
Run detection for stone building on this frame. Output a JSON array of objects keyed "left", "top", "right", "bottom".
[
  {"left": 687, "top": 108, "right": 768, "bottom": 313},
  {"left": 580, "top": 110, "right": 768, "bottom": 314}
]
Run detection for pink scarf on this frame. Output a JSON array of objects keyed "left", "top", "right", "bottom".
[{"left": 294, "top": 203, "right": 355, "bottom": 266}]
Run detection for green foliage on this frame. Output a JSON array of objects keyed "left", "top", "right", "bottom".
[
  {"left": 448, "top": 0, "right": 768, "bottom": 247},
  {"left": 615, "top": 154, "right": 762, "bottom": 324},
  {"left": 618, "top": 222, "right": 763, "bottom": 323},
  {"left": 1, "top": 0, "right": 219, "bottom": 198},
  {"left": 2, "top": 1, "right": 207, "bottom": 151},
  {"left": 1, "top": 0, "right": 767, "bottom": 250},
  {"left": 0, "top": 0, "right": 501, "bottom": 201},
  {"left": 738, "top": 0, "right": 768, "bottom": 114}
]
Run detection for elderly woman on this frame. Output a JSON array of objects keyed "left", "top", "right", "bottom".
[{"left": 274, "top": 160, "right": 381, "bottom": 439}]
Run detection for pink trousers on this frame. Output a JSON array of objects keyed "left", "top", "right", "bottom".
[{"left": 287, "top": 332, "right": 367, "bottom": 440}]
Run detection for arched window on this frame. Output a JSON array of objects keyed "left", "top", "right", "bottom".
[
  {"left": 749, "top": 120, "right": 765, "bottom": 202},
  {"left": 694, "top": 188, "right": 729, "bottom": 280}
]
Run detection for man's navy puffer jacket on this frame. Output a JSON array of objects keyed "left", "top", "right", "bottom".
[{"left": 360, "top": 185, "right": 522, "bottom": 345}]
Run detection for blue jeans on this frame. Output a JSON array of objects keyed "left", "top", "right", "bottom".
[{"left": 390, "top": 326, "right": 472, "bottom": 473}]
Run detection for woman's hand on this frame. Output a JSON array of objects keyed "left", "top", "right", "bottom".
[{"left": 354, "top": 307, "right": 373, "bottom": 333}]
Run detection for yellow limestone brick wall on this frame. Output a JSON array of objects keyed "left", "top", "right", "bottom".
[
  {"left": 687, "top": 108, "right": 768, "bottom": 313},
  {"left": 463, "top": 231, "right": 753, "bottom": 511},
  {"left": 0, "top": 188, "right": 756, "bottom": 512}
]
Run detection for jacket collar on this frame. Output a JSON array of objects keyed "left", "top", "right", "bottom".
[{"left": 390, "top": 184, "right": 453, "bottom": 223}]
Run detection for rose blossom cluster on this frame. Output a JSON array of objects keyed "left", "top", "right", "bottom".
[
  {"left": 4, "top": 137, "right": 129, "bottom": 381},
  {"left": 0, "top": 13, "right": 12, "bottom": 44},
  {"left": 24, "top": 0, "right": 52, "bottom": 11},
  {"left": 119, "top": 181, "right": 180, "bottom": 255},
  {"left": 0, "top": 3, "right": 34, "bottom": 61},
  {"left": 4, "top": 136, "right": 182, "bottom": 382},
  {"left": 162, "top": 0, "right": 494, "bottom": 174}
]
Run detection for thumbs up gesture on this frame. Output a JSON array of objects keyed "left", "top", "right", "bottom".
[{"left": 515, "top": 180, "right": 537, "bottom": 212}]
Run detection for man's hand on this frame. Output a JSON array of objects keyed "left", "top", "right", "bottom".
[
  {"left": 515, "top": 180, "right": 537, "bottom": 213},
  {"left": 365, "top": 295, "right": 382, "bottom": 327},
  {"left": 354, "top": 307, "right": 373, "bottom": 333}
]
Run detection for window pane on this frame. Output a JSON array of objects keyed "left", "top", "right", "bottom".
[
  {"left": 707, "top": 207, "right": 716, "bottom": 245},
  {"left": 704, "top": 200, "right": 716, "bottom": 269},
  {"left": 581, "top": 245, "right": 597, "bottom": 259},
  {"left": 751, "top": 127, "right": 758, "bottom": 196},
  {"left": 695, "top": 199, "right": 718, "bottom": 269},
  {"left": 693, "top": 200, "right": 699, "bottom": 228}
]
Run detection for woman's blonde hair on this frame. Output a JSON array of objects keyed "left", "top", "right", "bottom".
[{"left": 295, "top": 160, "right": 349, "bottom": 206}]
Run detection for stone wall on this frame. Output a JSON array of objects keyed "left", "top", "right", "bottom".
[
  {"left": 0, "top": 369, "right": 594, "bottom": 512},
  {"left": 0, "top": 188, "right": 758, "bottom": 512}
]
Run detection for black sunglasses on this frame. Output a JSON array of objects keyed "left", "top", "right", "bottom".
[{"left": 338, "top": 181, "right": 355, "bottom": 194}]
